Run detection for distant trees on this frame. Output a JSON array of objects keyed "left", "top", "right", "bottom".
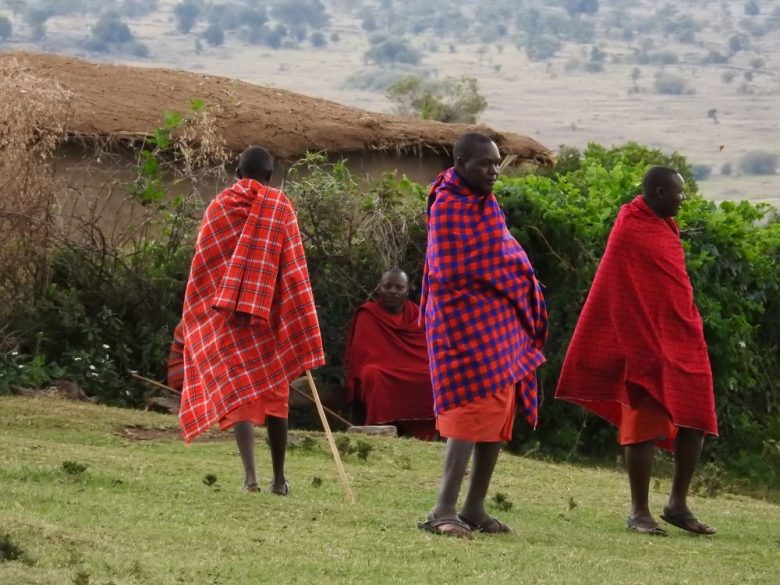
[
  {"left": 565, "top": 0, "right": 599, "bottom": 17},
  {"left": 386, "top": 75, "right": 487, "bottom": 123},
  {"left": 84, "top": 13, "right": 150, "bottom": 57},
  {"left": 310, "top": 31, "right": 327, "bottom": 47},
  {"left": 23, "top": 7, "right": 50, "bottom": 40},
  {"left": 654, "top": 73, "right": 693, "bottom": 95},
  {"left": 0, "top": 16, "right": 12, "bottom": 41},
  {"left": 203, "top": 23, "right": 224, "bottom": 47},
  {"left": 365, "top": 37, "right": 421, "bottom": 66},
  {"left": 271, "top": 0, "right": 328, "bottom": 30},
  {"left": 524, "top": 35, "right": 561, "bottom": 62},
  {"left": 744, "top": 1, "right": 760, "bottom": 17},
  {"left": 119, "top": 0, "right": 159, "bottom": 18},
  {"left": 174, "top": 0, "right": 201, "bottom": 34},
  {"left": 740, "top": 151, "right": 778, "bottom": 175},
  {"left": 92, "top": 14, "right": 134, "bottom": 44}
]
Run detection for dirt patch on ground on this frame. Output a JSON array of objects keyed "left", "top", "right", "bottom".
[{"left": 0, "top": 51, "right": 553, "bottom": 165}]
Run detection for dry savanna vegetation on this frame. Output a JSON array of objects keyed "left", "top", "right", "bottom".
[{"left": 0, "top": 0, "right": 778, "bottom": 204}]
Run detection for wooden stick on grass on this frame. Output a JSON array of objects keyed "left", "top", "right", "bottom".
[
  {"left": 305, "top": 370, "right": 355, "bottom": 504},
  {"left": 130, "top": 371, "right": 182, "bottom": 396}
]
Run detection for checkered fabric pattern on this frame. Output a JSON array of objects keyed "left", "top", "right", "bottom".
[
  {"left": 179, "top": 179, "right": 324, "bottom": 442},
  {"left": 420, "top": 168, "right": 548, "bottom": 426}
]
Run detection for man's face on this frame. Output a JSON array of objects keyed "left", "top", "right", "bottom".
[
  {"left": 456, "top": 141, "right": 501, "bottom": 195},
  {"left": 378, "top": 272, "right": 408, "bottom": 313},
  {"left": 659, "top": 173, "right": 687, "bottom": 217}
]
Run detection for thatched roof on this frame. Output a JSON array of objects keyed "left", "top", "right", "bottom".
[{"left": 1, "top": 51, "right": 554, "bottom": 165}]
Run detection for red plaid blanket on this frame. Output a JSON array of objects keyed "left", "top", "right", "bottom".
[
  {"left": 556, "top": 196, "right": 717, "bottom": 437},
  {"left": 179, "top": 179, "right": 324, "bottom": 442},
  {"left": 420, "top": 168, "right": 547, "bottom": 426}
]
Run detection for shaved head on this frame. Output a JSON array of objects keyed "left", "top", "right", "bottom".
[
  {"left": 453, "top": 132, "right": 496, "bottom": 165},
  {"left": 378, "top": 268, "right": 409, "bottom": 314},
  {"left": 237, "top": 146, "right": 274, "bottom": 183},
  {"left": 642, "top": 166, "right": 687, "bottom": 217}
]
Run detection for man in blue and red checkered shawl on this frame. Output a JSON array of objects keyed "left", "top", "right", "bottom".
[{"left": 417, "top": 133, "right": 547, "bottom": 539}]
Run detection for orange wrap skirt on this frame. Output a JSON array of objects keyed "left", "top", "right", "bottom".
[
  {"left": 218, "top": 386, "right": 289, "bottom": 431},
  {"left": 619, "top": 394, "right": 678, "bottom": 447},
  {"left": 436, "top": 385, "right": 516, "bottom": 443}
]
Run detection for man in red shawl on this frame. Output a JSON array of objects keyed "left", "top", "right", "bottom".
[
  {"left": 179, "top": 146, "right": 325, "bottom": 495},
  {"left": 556, "top": 167, "right": 717, "bottom": 536},
  {"left": 417, "top": 133, "right": 548, "bottom": 538},
  {"left": 345, "top": 268, "right": 435, "bottom": 440}
]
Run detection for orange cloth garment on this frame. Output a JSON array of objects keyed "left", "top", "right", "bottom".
[
  {"left": 436, "top": 384, "right": 516, "bottom": 443},
  {"left": 219, "top": 385, "right": 289, "bottom": 430},
  {"left": 619, "top": 393, "right": 678, "bottom": 449}
]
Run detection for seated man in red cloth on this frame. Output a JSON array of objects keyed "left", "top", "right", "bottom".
[
  {"left": 179, "top": 146, "right": 325, "bottom": 494},
  {"left": 345, "top": 268, "right": 435, "bottom": 440},
  {"left": 556, "top": 167, "right": 717, "bottom": 536},
  {"left": 417, "top": 133, "right": 548, "bottom": 538}
]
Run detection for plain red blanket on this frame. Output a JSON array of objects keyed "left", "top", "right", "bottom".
[
  {"left": 179, "top": 179, "right": 324, "bottom": 442},
  {"left": 555, "top": 196, "right": 718, "bottom": 439},
  {"left": 345, "top": 300, "right": 434, "bottom": 425}
]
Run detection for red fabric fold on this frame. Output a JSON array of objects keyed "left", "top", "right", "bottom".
[
  {"left": 179, "top": 179, "right": 325, "bottom": 442},
  {"left": 555, "top": 196, "right": 717, "bottom": 448},
  {"left": 345, "top": 300, "right": 434, "bottom": 425}
]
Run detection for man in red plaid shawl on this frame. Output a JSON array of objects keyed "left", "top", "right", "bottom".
[
  {"left": 556, "top": 167, "right": 717, "bottom": 536},
  {"left": 417, "top": 133, "right": 548, "bottom": 538},
  {"left": 179, "top": 146, "right": 325, "bottom": 494}
]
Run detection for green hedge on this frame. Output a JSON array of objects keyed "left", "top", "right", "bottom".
[{"left": 2, "top": 142, "right": 778, "bottom": 486}]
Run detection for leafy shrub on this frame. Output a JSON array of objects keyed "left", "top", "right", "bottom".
[
  {"left": 364, "top": 38, "right": 422, "bottom": 66},
  {"left": 283, "top": 154, "right": 425, "bottom": 381},
  {"left": 524, "top": 34, "right": 562, "bottom": 61},
  {"left": 739, "top": 151, "right": 778, "bottom": 175},
  {"left": 654, "top": 73, "right": 693, "bottom": 95},
  {"left": 386, "top": 75, "right": 487, "bottom": 123},
  {"left": 310, "top": 31, "right": 326, "bottom": 47}
]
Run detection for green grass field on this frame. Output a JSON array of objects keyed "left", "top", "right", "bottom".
[{"left": 1, "top": 396, "right": 778, "bottom": 585}]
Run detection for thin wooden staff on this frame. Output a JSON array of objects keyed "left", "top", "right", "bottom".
[
  {"left": 306, "top": 370, "right": 355, "bottom": 504},
  {"left": 129, "top": 371, "right": 182, "bottom": 395}
]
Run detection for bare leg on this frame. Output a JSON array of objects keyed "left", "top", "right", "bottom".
[
  {"left": 432, "top": 438, "right": 473, "bottom": 520},
  {"left": 659, "top": 427, "right": 715, "bottom": 533},
  {"left": 234, "top": 421, "right": 257, "bottom": 488},
  {"left": 266, "top": 415, "right": 288, "bottom": 494},
  {"left": 624, "top": 440, "right": 655, "bottom": 523},
  {"left": 666, "top": 427, "right": 704, "bottom": 513},
  {"left": 459, "top": 441, "right": 502, "bottom": 524}
]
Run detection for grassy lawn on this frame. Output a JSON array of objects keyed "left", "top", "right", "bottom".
[{"left": 1, "top": 396, "right": 778, "bottom": 585}]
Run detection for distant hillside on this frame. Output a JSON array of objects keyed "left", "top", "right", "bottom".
[{"left": 0, "top": 0, "right": 778, "bottom": 203}]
